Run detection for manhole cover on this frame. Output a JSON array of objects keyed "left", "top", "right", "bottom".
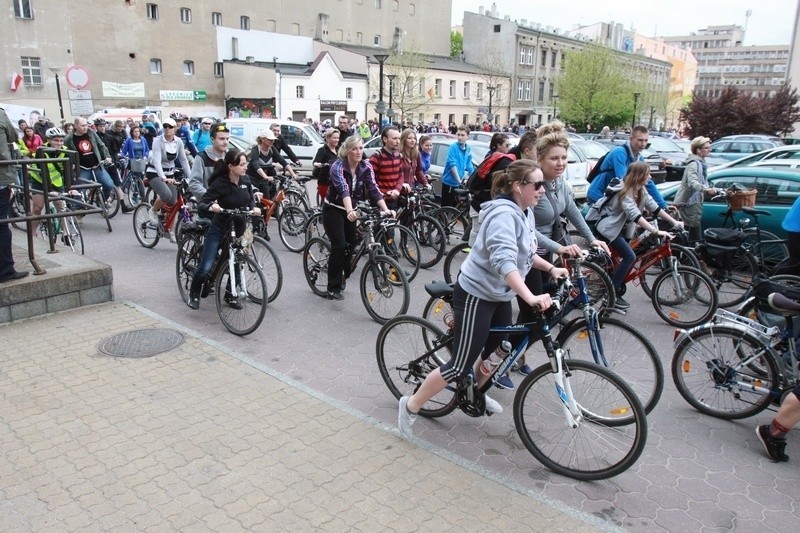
[{"left": 98, "top": 328, "right": 185, "bottom": 358}]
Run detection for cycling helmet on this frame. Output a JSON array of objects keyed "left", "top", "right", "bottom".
[
  {"left": 45, "top": 127, "right": 65, "bottom": 138},
  {"left": 93, "top": 118, "right": 107, "bottom": 126}
]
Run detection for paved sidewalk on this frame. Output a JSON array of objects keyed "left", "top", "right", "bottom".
[{"left": 0, "top": 302, "right": 610, "bottom": 531}]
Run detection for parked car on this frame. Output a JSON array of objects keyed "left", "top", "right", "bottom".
[
  {"left": 590, "top": 138, "right": 668, "bottom": 183},
  {"left": 657, "top": 166, "right": 800, "bottom": 238},
  {"left": 714, "top": 134, "right": 784, "bottom": 145},
  {"left": 708, "top": 139, "right": 782, "bottom": 163},
  {"left": 227, "top": 135, "right": 253, "bottom": 153},
  {"left": 644, "top": 136, "right": 690, "bottom": 181},
  {"left": 467, "top": 131, "right": 518, "bottom": 143},
  {"left": 708, "top": 144, "right": 800, "bottom": 172},
  {"left": 363, "top": 131, "right": 455, "bottom": 158},
  {"left": 674, "top": 139, "right": 692, "bottom": 153},
  {"left": 223, "top": 118, "right": 324, "bottom": 166}
]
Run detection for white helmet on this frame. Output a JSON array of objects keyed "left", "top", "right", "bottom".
[{"left": 45, "top": 127, "right": 65, "bottom": 138}]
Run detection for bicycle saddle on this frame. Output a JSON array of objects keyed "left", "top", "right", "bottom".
[
  {"left": 768, "top": 292, "right": 800, "bottom": 316},
  {"left": 740, "top": 206, "right": 771, "bottom": 217},
  {"left": 425, "top": 280, "right": 454, "bottom": 298}
]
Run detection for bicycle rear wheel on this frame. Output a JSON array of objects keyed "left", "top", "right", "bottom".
[
  {"left": 640, "top": 244, "right": 700, "bottom": 298},
  {"left": 672, "top": 325, "right": 779, "bottom": 419},
  {"left": 380, "top": 224, "right": 420, "bottom": 282},
  {"left": 303, "top": 237, "right": 331, "bottom": 297},
  {"left": 360, "top": 254, "right": 410, "bottom": 324},
  {"left": 513, "top": 360, "right": 647, "bottom": 481},
  {"left": 277, "top": 205, "right": 308, "bottom": 253},
  {"left": 651, "top": 265, "right": 718, "bottom": 328},
  {"left": 250, "top": 235, "right": 283, "bottom": 303},
  {"left": 375, "top": 315, "right": 457, "bottom": 418},
  {"left": 132, "top": 203, "right": 160, "bottom": 248},
  {"left": 430, "top": 206, "right": 469, "bottom": 247},
  {"left": 744, "top": 229, "right": 788, "bottom": 274},
  {"left": 304, "top": 210, "right": 326, "bottom": 244},
  {"left": 443, "top": 242, "right": 470, "bottom": 284},
  {"left": 215, "top": 254, "right": 268, "bottom": 336},
  {"left": 407, "top": 214, "right": 446, "bottom": 269},
  {"left": 422, "top": 294, "right": 453, "bottom": 334},
  {"left": 175, "top": 232, "right": 203, "bottom": 303},
  {"left": 126, "top": 176, "right": 147, "bottom": 208},
  {"left": 558, "top": 316, "right": 663, "bottom": 414}
]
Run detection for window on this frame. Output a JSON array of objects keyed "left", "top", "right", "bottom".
[
  {"left": 409, "top": 3, "right": 415, "bottom": 16},
  {"left": 373, "top": 35, "right": 381, "bottom": 46},
  {"left": 356, "top": 32, "right": 363, "bottom": 43},
  {"left": 407, "top": 77, "right": 414, "bottom": 96},
  {"left": 240, "top": 16, "right": 250, "bottom": 30},
  {"left": 418, "top": 113, "right": 424, "bottom": 122},
  {"left": 149, "top": 58, "right": 162, "bottom": 74},
  {"left": 519, "top": 47, "right": 526, "bottom": 64},
  {"left": 180, "top": 7, "right": 191, "bottom": 23},
  {"left": 296, "top": 86, "right": 305, "bottom": 98},
  {"left": 375, "top": 0, "right": 382, "bottom": 8},
  {"left": 541, "top": 49, "right": 547, "bottom": 67},
  {"left": 14, "top": 0, "right": 33, "bottom": 19},
  {"left": 183, "top": 60, "right": 194, "bottom": 75},
  {"left": 493, "top": 24, "right": 501, "bottom": 33},
  {"left": 213, "top": 62, "right": 223, "bottom": 77},
  {"left": 551, "top": 51, "right": 557, "bottom": 68},
  {"left": 434, "top": 78, "right": 442, "bottom": 97},
  {"left": 538, "top": 80, "right": 545, "bottom": 101},
  {"left": 477, "top": 83, "right": 483, "bottom": 99},
  {"left": 20, "top": 56, "right": 42, "bottom": 86},
  {"left": 527, "top": 49, "right": 533, "bottom": 65},
  {"left": 345, "top": 87, "right": 353, "bottom": 99},
  {"left": 211, "top": 12, "right": 221, "bottom": 26},
  {"left": 449, "top": 80, "right": 456, "bottom": 98},
  {"left": 146, "top": 3, "right": 158, "bottom": 20},
  {"left": 392, "top": 0, "right": 399, "bottom": 11},
  {"left": 434, "top": 113, "right": 441, "bottom": 123},
  {"left": 463, "top": 81, "right": 470, "bottom": 99},
  {"left": 524, "top": 81, "right": 532, "bottom": 101},
  {"left": 549, "top": 82, "right": 554, "bottom": 99},
  {"left": 517, "top": 80, "right": 524, "bottom": 100},
  {"left": 418, "top": 78, "right": 424, "bottom": 96},
  {"left": 462, "top": 114, "right": 469, "bottom": 126}
]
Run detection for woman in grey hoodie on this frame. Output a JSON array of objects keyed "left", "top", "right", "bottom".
[{"left": 397, "top": 159, "right": 569, "bottom": 439}]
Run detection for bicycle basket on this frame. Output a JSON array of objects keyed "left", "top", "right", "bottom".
[
  {"left": 129, "top": 159, "right": 147, "bottom": 174},
  {"left": 726, "top": 189, "right": 757, "bottom": 212}
]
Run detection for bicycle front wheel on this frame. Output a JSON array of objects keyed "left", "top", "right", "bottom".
[
  {"left": 651, "top": 265, "right": 718, "bottom": 328},
  {"left": 127, "top": 176, "right": 147, "bottom": 208},
  {"left": 671, "top": 325, "right": 779, "bottom": 419},
  {"left": 640, "top": 244, "right": 700, "bottom": 299},
  {"left": 558, "top": 316, "right": 663, "bottom": 414},
  {"left": 215, "top": 254, "right": 268, "bottom": 336},
  {"left": 443, "top": 242, "right": 470, "bottom": 284},
  {"left": 430, "top": 206, "right": 469, "bottom": 247},
  {"left": 61, "top": 214, "right": 85, "bottom": 255},
  {"left": 132, "top": 203, "right": 160, "bottom": 248},
  {"left": 250, "top": 235, "right": 283, "bottom": 303},
  {"left": 513, "top": 360, "right": 647, "bottom": 481},
  {"left": 380, "top": 224, "right": 420, "bottom": 282},
  {"left": 375, "top": 315, "right": 457, "bottom": 418},
  {"left": 407, "top": 215, "right": 446, "bottom": 269},
  {"left": 175, "top": 232, "right": 203, "bottom": 303},
  {"left": 303, "top": 237, "right": 331, "bottom": 297},
  {"left": 360, "top": 254, "right": 410, "bottom": 324},
  {"left": 277, "top": 205, "right": 308, "bottom": 253}
]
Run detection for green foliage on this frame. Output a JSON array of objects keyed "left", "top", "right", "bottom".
[
  {"left": 555, "top": 45, "right": 643, "bottom": 129},
  {"left": 450, "top": 31, "right": 463, "bottom": 59}
]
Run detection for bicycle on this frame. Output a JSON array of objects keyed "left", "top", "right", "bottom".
[
  {"left": 78, "top": 165, "right": 120, "bottom": 219},
  {"left": 176, "top": 209, "right": 268, "bottom": 336},
  {"left": 302, "top": 204, "right": 410, "bottom": 324},
  {"left": 376, "top": 297, "right": 648, "bottom": 481},
  {"left": 395, "top": 185, "right": 447, "bottom": 269},
  {"left": 671, "top": 292, "right": 800, "bottom": 420},
  {"left": 423, "top": 252, "right": 662, "bottom": 414},
  {"left": 36, "top": 192, "right": 85, "bottom": 255},
  {"left": 118, "top": 156, "right": 148, "bottom": 208},
  {"left": 429, "top": 186, "right": 471, "bottom": 248},
  {"left": 132, "top": 178, "right": 194, "bottom": 248}
]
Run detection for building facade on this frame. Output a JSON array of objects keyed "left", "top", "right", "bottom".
[
  {"left": 663, "top": 25, "right": 789, "bottom": 98},
  {"left": 2, "top": 0, "right": 451, "bottom": 122}
]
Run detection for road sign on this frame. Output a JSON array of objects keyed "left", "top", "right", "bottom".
[
  {"left": 69, "top": 99, "right": 94, "bottom": 115},
  {"left": 386, "top": 109, "right": 395, "bottom": 118},
  {"left": 374, "top": 100, "right": 387, "bottom": 114},
  {"left": 68, "top": 89, "right": 92, "bottom": 100},
  {"left": 65, "top": 65, "right": 90, "bottom": 89}
]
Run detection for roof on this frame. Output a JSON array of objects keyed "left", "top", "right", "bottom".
[{"left": 331, "top": 44, "right": 494, "bottom": 76}]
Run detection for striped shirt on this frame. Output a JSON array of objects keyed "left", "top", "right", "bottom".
[{"left": 369, "top": 148, "right": 402, "bottom": 195}]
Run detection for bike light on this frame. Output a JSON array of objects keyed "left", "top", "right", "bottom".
[
  {"left": 682, "top": 360, "right": 691, "bottom": 373},
  {"left": 610, "top": 407, "right": 630, "bottom": 416},
  {"left": 433, "top": 301, "right": 445, "bottom": 315},
  {"left": 577, "top": 330, "right": 589, "bottom": 340},
  {"left": 673, "top": 329, "right": 684, "bottom": 342}
]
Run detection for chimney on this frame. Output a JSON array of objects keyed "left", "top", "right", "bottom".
[
  {"left": 479, "top": 6, "right": 484, "bottom": 15},
  {"left": 246, "top": 56, "right": 255, "bottom": 64}
]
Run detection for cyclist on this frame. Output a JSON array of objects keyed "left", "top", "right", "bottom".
[
  {"left": 64, "top": 117, "right": 120, "bottom": 207},
  {"left": 312, "top": 127, "right": 340, "bottom": 202},
  {"left": 269, "top": 123, "right": 302, "bottom": 167},
  {"left": 94, "top": 118, "right": 134, "bottom": 213},
  {"left": 145, "top": 117, "right": 192, "bottom": 229},
  {"left": 368, "top": 126, "right": 402, "bottom": 209},
  {"left": 398, "top": 128, "right": 430, "bottom": 191},
  {"left": 245, "top": 129, "right": 296, "bottom": 200},
  {"left": 441, "top": 126, "right": 474, "bottom": 207},
  {"left": 192, "top": 118, "right": 214, "bottom": 152},
  {"left": 187, "top": 150, "right": 260, "bottom": 310},
  {"left": 398, "top": 160, "right": 567, "bottom": 439},
  {"left": 26, "top": 127, "right": 72, "bottom": 219},
  {"left": 120, "top": 125, "right": 150, "bottom": 162},
  {"left": 585, "top": 161, "right": 683, "bottom": 309},
  {"left": 322, "top": 135, "right": 394, "bottom": 301},
  {"left": 188, "top": 123, "right": 230, "bottom": 199},
  {"left": 673, "top": 136, "right": 717, "bottom": 243}
]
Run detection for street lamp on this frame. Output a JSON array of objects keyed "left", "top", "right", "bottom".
[
  {"left": 552, "top": 94, "right": 559, "bottom": 119},
  {"left": 631, "top": 92, "right": 641, "bottom": 130},
  {"left": 49, "top": 67, "right": 65, "bottom": 124},
  {"left": 373, "top": 54, "right": 389, "bottom": 127},
  {"left": 387, "top": 74, "right": 396, "bottom": 124},
  {"left": 487, "top": 85, "right": 496, "bottom": 126}
]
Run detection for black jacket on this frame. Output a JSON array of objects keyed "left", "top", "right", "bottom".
[{"left": 274, "top": 136, "right": 299, "bottom": 164}]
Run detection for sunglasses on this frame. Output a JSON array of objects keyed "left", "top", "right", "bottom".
[
  {"left": 523, "top": 180, "right": 546, "bottom": 190},
  {"left": 202, "top": 122, "right": 213, "bottom": 125},
  {"left": 163, "top": 124, "right": 175, "bottom": 129}
]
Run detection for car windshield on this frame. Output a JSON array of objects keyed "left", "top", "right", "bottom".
[
  {"left": 647, "top": 137, "right": 683, "bottom": 153},
  {"left": 574, "top": 140, "right": 609, "bottom": 159}
]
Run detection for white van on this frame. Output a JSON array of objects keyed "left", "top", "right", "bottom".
[{"left": 223, "top": 118, "right": 324, "bottom": 166}]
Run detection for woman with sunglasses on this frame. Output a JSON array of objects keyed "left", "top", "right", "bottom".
[
  {"left": 145, "top": 117, "right": 191, "bottom": 232},
  {"left": 398, "top": 159, "right": 568, "bottom": 439}
]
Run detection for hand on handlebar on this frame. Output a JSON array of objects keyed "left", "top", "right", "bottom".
[
  {"left": 590, "top": 239, "right": 611, "bottom": 255},
  {"left": 251, "top": 207, "right": 261, "bottom": 216},
  {"left": 557, "top": 244, "right": 583, "bottom": 257},
  {"left": 525, "top": 293, "right": 553, "bottom": 311},
  {"left": 550, "top": 267, "right": 570, "bottom": 280}
]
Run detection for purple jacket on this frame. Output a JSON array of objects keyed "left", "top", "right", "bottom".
[{"left": 326, "top": 159, "right": 384, "bottom": 207}]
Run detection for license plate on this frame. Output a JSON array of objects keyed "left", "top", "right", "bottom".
[{"left": 650, "top": 164, "right": 660, "bottom": 171}]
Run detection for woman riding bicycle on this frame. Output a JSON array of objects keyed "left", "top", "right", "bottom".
[
  {"left": 187, "top": 150, "right": 261, "bottom": 310},
  {"left": 586, "top": 161, "right": 682, "bottom": 309},
  {"left": 246, "top": 128, "right": 297, "bottom": 200},
  {"left": 398, "top": 159, "right": 567, "bottom": 439},
  {"left": 312, "top": 128, "right": 340, "bottom": 201},
  {"left": 322, "top": 135, "right": 394, "bottom": 301},
  {"left": 145, "top": 117, "right": 192, "bottom": 227}
]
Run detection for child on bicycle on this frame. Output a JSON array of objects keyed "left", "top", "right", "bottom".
[{"left": 398, "top": 159, "right": 567, "bottom": 439}]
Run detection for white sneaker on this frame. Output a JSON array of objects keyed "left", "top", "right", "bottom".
[
  {"left": 168, "top": 230, "right": 176, "bottom": 244},
  {"left": 398, "top": 396, "right": 417, "bottom": 439},
  {"left": 148, "top": 208, "right": 159, "bottom": 226},
  {"left": 485, "top": 394, "right": 503, "bottom": 415}
]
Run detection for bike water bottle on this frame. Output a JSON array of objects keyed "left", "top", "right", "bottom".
[{"left": 480, "top": 340, "right": 512, "bottom": 376}]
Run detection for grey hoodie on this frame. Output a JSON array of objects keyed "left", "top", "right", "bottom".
[{"left": 459, "top": 197, "right": 538, "bottom": 302}]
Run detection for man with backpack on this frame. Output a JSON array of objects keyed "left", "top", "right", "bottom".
[
  {"left": 187, "top": 123, "right": 230, "bottom": 199},
  {"left": 586, "top": 125, "right": 668, "bottom": 210}
]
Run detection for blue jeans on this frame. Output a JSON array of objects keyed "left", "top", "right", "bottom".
[
  {"left": 189, "top": 222, "right": 224, "bottom": 297},
  {"left": 79, "top": 166, "right": 115, "bottom": 200},
  {"left": 609, "top": 235, "right": 636, "bottom": 291}
]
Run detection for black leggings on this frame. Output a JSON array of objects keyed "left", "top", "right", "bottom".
[
  {"left": 439, "top": 282, "right": 511, "bottom": 383},
  {"left": 322, "top": 203, "right": 357, "bottom": 292}
]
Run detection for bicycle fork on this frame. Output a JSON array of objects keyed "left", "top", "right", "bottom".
[{"left": 542, "top": 327, "right": 581, "bottom": 428}]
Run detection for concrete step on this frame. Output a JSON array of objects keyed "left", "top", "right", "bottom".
[{"left": 0, "top": 234, "right": 113, "bottom": 323}]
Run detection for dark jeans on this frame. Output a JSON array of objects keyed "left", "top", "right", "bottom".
[
  {"left": 773, "top": 231, "right": 800, "bottom": 277},
  {"left": 322, "top": 203, "right": 357, "bottom": 292},
  {"left": 189, "top": 222, "right": 225, "bottom": 297},
  {"left": 0, "top": 186, "right": 16, "bottom": 279},
  {"left": 609, "top": 235, "right": 636, "bottom": 291},
  {"left": 79, "top": 166, "right": 115, "bottom": 200}
]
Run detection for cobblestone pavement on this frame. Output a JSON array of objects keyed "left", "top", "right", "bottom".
[
  {"left": 5, "top": 211, "right": 800, "bottom": 531},
  {"left": 0, "top": 301, "right": 607, "bottom": 531}
]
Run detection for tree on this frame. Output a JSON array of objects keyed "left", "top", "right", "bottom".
[
  {"left": 680, "top": 85, "right": 800, "bottom": 138},
  {"left": 470, "top": 45, "right": 510, "bottom": 124},
  {"left": 383, "top": 50, "right": 437, "bottom": 123},
  {"left": 450, "top": 31, "right": 463, "bottom": 59}
]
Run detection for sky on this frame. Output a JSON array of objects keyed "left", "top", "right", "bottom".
[{"left": 451, "top": 0, "right": 798, "bottom": 46}]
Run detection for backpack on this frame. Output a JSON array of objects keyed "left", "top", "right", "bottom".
[
  {"left": 466, "top": 152, "right": 516, "bottom": 210},
  {"left": 586, "top": 152, "right": 610, "bottom": 183},
  {"left": 585, "top": 178, "right": 622, "bottom": 222}
]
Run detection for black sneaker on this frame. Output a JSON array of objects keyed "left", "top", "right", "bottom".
[
  {"left": 188, "top": 294, "right": 200, "bottom": 310},
  {"left": 224, "top": 295, "right": 243, "bottom": 310},
  {"left": 327, "top": 290, "right": 344, "bottom": 301},
  {"left": 614, "top": 296, "right": 631, "bottom": 310},
  {"left": 756, "top": 425, "right": 789, "bottom": 462}
]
